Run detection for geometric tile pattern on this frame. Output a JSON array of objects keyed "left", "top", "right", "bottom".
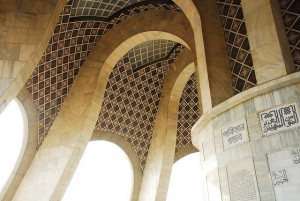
[
  {"left": 127, "top": 40, "right": 177, "bottom": 71},
  {"left": 95, "top": 45, "right": 185, "bottom": 170},
  {"left": 176, "top": 73, "right": 200, "bottom": 152},
  {"left": 279, "top": 0, "right": 300, "bottom": 71},
  {"left": 71, "top": 0, "right": 147, "bottom": 18},
  {"left": 25, "top": 0, "right": 182, "bottom": 149},
  {"left": 217, "top": 0, "right": 257, "bottom": 94}
]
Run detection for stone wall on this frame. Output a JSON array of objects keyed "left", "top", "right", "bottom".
[{"left": 192, "top": 72, "right": 300, "bottom": 201}]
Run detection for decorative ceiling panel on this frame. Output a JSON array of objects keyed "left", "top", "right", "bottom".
[
  {"left": 25, "top": 0, "right": 181, "bottom": 149},
  {"left": 71, "top": 0, "right": 146, "bottom": 18},
  {"left": 279, "top": 0, "right": 300, "bottom": 71},
  {"left": 127, "top": 40, "right": 177, "bottom": 71},
  {"left": 217, "top": 0, "right": 257, "bottom": 94},
  {"left": 176, "top": 73, "right": 200, "bottom": 152},
  {"left": 95, "top": 44, "right": 185, "bottom": 170}
]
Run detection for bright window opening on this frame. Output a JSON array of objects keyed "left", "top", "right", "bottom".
[
  {"left": 62, "top": 141, "right": 133, "bottom": 201},
  {"left": 166, "top": 152, "right": 203, "bottom": 201},
  {"left": 0, "top": 100, "right": 25, "bottom": 191}
]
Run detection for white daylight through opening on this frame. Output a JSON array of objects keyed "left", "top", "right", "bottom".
[
  {"left": 166, "top": 152, "right": 204, "bottom": 201},
  {"left": 62, "top": 140, "right": 133, "bottom": 201},
  {"left": 0, "top": 100, "right": 25, "bottom": 192}
]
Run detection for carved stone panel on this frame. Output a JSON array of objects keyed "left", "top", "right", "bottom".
[
  {"left": 267, "top": 147, "right": 300, "bottom": 201},
  {"left": 259, "top": 103, "right": 300, "bottom": 136},
  {"left": 221, "top": 118, "right": 249, "bottom": 149},
  {"left": 227, "top": 158, "right": 260, "bottom": 201}
]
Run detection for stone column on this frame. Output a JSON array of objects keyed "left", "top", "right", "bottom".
[
  {"left": 241, "top": 0, "right": 294, "bottom": 84},
  {"left": 195, "top": 0, "right": 233, "bottom": 107},
  {"left": 139, "top": 50, "right": 194, "bottom": 201},
  {"left": 174, "top": 0, "right": 212, "bottom": 112}
]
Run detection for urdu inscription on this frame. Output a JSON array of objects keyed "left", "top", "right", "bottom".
[
  {"left": 259, "top": 103, "right": 300, "bottom": 136},
  {"left": 291, "top": 148, "right": 300, "bottom": 164},
  {"left": 221, "top": 119, "right": 249, "bottom": 149},
  {"left": 271, "top": 169, "right": 288, "bottom": 186},
  {"left": 267, "top": 147, "right": 300, "bottom": 201}
]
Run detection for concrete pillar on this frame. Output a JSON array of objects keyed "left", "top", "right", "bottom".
[{"left": 241, "top": 0, "right": 294, "bottom": 84}]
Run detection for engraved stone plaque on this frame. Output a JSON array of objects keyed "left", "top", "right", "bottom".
[
  {"left": 267, "top": 147, "right": 300, "bottom": 201},
  {"left": 259, "top": 102, "right": 300, "bottom": 136},
  {"left": 207, "top": 169, "right": 222, "bottom": 201},
  {"left": 221, "top": 119, "right": 249, "bottom": 149},
  {"left": 227, "top": 159, "right": 260, "bottom": 201}
]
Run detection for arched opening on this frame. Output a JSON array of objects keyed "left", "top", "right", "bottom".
[
  {"left": 0, "top": 99, "right": 26, "bottom": 192},
  {"left": 166, "top": 152, "right": 203, "bottom": 201},
  {"left": 62, "top": 141, "right": 133, "bottom": 201}
]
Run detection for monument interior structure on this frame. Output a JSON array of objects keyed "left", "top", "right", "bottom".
[{"left": 0, "top": 0, "right": 300, "bottom": 200}]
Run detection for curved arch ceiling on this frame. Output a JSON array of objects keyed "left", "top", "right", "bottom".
[
  {"left": 24, "top": 0, "right": 201, "bottom": 170},
  {"left": 26, "top": 0, "right": 182, "bottom": 149},
  {"left": 95, "top": 40, "right": 185, "bottom": 169},
  {"left": 71, "top": 0, "right": 148, "bottom": 18}
]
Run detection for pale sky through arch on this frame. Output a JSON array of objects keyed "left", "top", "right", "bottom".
[
  {"left": 0, "top": 100, "right": 24, "bottom": 191},
  {"left": 62, "top": 140, "right": 133, "bottom": 201}
]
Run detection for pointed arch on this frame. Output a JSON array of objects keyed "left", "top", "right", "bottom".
[
  {"left": 139, "top": 47, "right": 197, "bottom": 200},
  {"left": 12, "top": 9, "right": 193, "bottom": 200}
]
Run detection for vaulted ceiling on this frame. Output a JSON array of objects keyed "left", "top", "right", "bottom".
[
  {"left": 23, "top": 0, "right": 300, "bottom": 170},
  {"left": 25, "top": 0, "right": 200, "bottom": 170}
]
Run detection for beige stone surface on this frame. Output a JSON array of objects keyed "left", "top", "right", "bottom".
[
  {"left": 193, "top": 0, "right": 233, "bottom": 107},
  {"left": 0, "top": 0, "right": 66, "bottom": 114},
  {"left": 241, "top": 0, "right": 294, "bottom": 84},
  {"left": 139, "top": 49, "right": 194, "bottom": 201}
]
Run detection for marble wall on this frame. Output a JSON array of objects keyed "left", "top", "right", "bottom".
[{"left": 192, "top": 72, "right": 300, "bottom": 201}]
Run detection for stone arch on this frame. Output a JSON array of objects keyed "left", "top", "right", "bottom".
[
  {"left": 90, "top": 131, "right": 142, "bottom": 201},
  {"left": 139, "top": 48, "right": 195, "bottom": 200},
  {"left": 0, "top": 0, "right": 233, "bottom": 115},
  {"left": 0, "top": 87, "right": 38, "bottom": 201},
  {"left": 0, "top": 0, "right": 67, "bottom": 113},
  {"left": 173, "top": 0, "right": 233, "bottom": 109},
  {"left": 0, "top": 4, "right": 195, "bottom": 114},
  {"left": 12, "top": 10, "right": 193, "bottom": 199},
  {"left": 174, "top": 145, "right": 199, "bottom": 163}
]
